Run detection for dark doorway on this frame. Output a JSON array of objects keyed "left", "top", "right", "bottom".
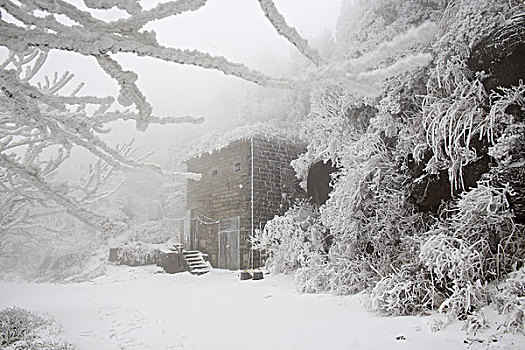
[{"left": 307, "top": 160, "right": 339, "bottom": 206}]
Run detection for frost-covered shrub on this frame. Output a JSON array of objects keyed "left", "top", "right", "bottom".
[
  {"left": 368, "top": 264, "right": 444, "bottom": 316},
  {"left": 0, "top": 307, "right": 76, "bottom": 349},
  {"left": 489, "top": 122, "right": 525, "bottom": 166},
  {"left": 291, "top": 85, "right": 374, "bottom": 188},
  {"left": 294, "top": 252, "right": 331, "bottom": 294},
  {"left": 493, "top": 268, "right": 525, "bottom": 333},
  {"left": 420, "top": 233, "right": 486, "bottom": 288},
  {"left": 291, "top": 83, "right": 431, "bottom": 294},
  {"left": 1, "top": 215, "right": 104, "bottom": 283},
  {"left": 437, "top": 281, "right": 490, "bottom": 319},
  {"left": 287, "top": 0, "right": 445, "bottom": 296},
  {"left": 488, "top": 82, "right": 525, "bottom": 165},
  {"left": 422, "top": 72, "right": 489, "bottom": 189},
  {"left": 115, "top": 242, "right": 159, "bottom": 267},
  {"left": 295, "top": 171, "right": 430, "bottom": 295},
  {"left": 36, "top": 248, "right": 97, "bottom": 283},
  {"left": 124, "top": 221, "right": 174, "bottom": 244},
  {"left": 423, "top": 183, "right": 521, "bottom": 280},
  {"left": 311, "top": 139, "right": 429, "bottom": 294},
  {"left": 0, "top": 307, "right": 47, "bottom": 346},
  {"left": 420, "top": 0, "right": 524, "bottom": 190},
  {"left": 253, "top": 202, "right": 325, "bottom": 274},
  {"left": 420, "top": 182, "right": 524, "bottom": 318},
  {"left": 266, "top": 1, "right": 525, "bottom": 335}
]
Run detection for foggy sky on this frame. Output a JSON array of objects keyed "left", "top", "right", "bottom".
[{"left": 3, "top": 0, "right": 343, "bottom": 171}]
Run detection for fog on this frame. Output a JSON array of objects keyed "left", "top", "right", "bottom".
[{"left": 27, "top": 0, "right": 342, "bottom": 174}]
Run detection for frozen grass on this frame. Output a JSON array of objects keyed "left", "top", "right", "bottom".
[{"left": 0, "top": 306, "right": 76, "bottom": 349}]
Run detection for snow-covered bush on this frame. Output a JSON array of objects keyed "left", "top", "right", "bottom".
[
  {"left": 253, "top": 201, "right": 325, "bottom": 274},
  {"left": 0, "top": 307, "right": 47, "bottom": 347},
  {"left": 273, "top": 0, "right": 525, "bottom": 331},
  {"left": 419, "top": 182, "right": 524, "bottom": 318},
  {"left": 0, "top": 212, "right": 105, "bottom": 282},
  {"left": 35, "top": 247, "right": 99, "bottom": 283},
  {"left": 123, "top": 221, "right": 174, "bottom": 245},
  {"left": 492, "top": 268, "right": 525, "bottom": 334},
  {"left": 113, "top": 242, "right": 159, "bottom": 267},
  {"left": 489, "top": 122, "right": 525, "bottom": 166},
  {"left": 488, "top": 82, "right": 525, "bottom": 166},
  {"left": 297, "top": 120, "right": 429, "bottom": 294},
  {"left": 368, "top": 264, "right": 443, "bottom": 316},
  {"left": 294, "top": 252, "right": 331, "bottom": 294},
  {"left": 0, "top": 307, "right": 75, "bottom": 349},
  {"left": 292, "top": 132, "right": 430, "bottom": 294},
  {"left": 318, "top": 184, "right": 428, "bottom": 295},
  {"left": 420, "top": 0, "right": 524, "bottom": 190},
  {"left": 422, "top": 72, "right": 488, "bottom": 189},
  {"left": 438, "top": 281, "right": 490, "bottom": 320}
]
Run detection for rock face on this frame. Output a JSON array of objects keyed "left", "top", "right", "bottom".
[
  {"left": 407, "top": 139, "right": 491, "bottom": 213},
  {"left": 467, "top": 13, "right": 525, "bottom": 222},
  {"left": 468, "top": 13, "right": 525, "bottom": 93},
  {"left": 409, "top": 14, "right": 524, "bottom": 214},
  {"left": 407, "top": 166, "right": 452, "bottom": 213}
]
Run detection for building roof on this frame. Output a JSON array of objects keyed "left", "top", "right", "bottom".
[{"left": 184, "top": 124, "right": 304, "bottom": 162}]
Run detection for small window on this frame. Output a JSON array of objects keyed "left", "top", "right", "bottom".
[
  {"left": 212, "top": 170, "right": 218, "bottom": 176},
  {"left": 234, "top": 162, "right": 241, "bottom": 172}
]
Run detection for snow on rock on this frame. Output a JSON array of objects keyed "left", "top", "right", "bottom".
[{"left": 1, "top": 265, "right": 523, "bottom": 349}]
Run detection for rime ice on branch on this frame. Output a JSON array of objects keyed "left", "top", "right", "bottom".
[
  {"left": 0, "top": 0, "right": 437, "bottom": 237},
  {"left": 0, "top": 48, "right": 199, "bottom": 234}
]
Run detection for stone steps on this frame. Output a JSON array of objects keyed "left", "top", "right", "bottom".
[{"left": 182, "top": 250, "right": 211, "bottom": 275}]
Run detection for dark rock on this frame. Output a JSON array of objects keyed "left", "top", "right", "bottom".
[
  {"left": 408, "top": 171, "right": 452, "bottom": 212},
  {"left": 365, "top": 241, "right": 375, "bottom": 254},
  {"left": 406, "top": 150, "right": 452, "bottom": 212},
  {"left": 468, "top": 14, "right": 525, "bottom": 93},
  {"left": 240, "top": 271, "right": 252, "bottom": 280},
  {"left": 407, "top": 138, "right": 491, "bottom": 213},
  {"left": 252, "top": 271, "right": 264, "bottom": 280}
]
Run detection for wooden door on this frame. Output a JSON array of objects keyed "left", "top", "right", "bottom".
[{"left": 218, "top": 217, "right": 240, "bottom": 270}]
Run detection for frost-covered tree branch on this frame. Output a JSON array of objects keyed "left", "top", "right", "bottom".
[
  {"left": 257, "top": 0, "right": 325, "bottom": 67},
  {"left": 0, "top": 0, "right": 439, "bottom": 247},
  {"left": 257, "top": 0, "right": 437, "bottom": 96},
  {"left": 0, "top": 47, "right": 200, "bottom": 243},
  {"left": 0, "top": 0, "right": 289, "bottom": 90}
]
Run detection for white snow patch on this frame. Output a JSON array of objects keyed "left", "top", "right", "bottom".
[{"left": 0, "top": 265, "right": 523, "bottom": 349}]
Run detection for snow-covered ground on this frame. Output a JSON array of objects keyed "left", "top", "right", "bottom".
[{"left": 0, "top": 265, "right": 523, "bottom": 350}]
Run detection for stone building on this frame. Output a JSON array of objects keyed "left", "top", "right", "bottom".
[{"left": 184, "top": 136, "right": 305, "bottom": 270}]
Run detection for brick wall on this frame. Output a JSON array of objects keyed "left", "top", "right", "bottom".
[
  {"left": 186, "top": 137, "right": 305, "bottom": 270},
  {"left": 251, "top": 137, "right": 306, "bottom": 267},
  {"left": 186, "top": 139, "right": 251, "bottom": 268}
]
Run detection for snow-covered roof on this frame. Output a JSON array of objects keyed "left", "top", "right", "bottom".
[{"left": 184, "top": 123, "right": 304, "bottom": 161}]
